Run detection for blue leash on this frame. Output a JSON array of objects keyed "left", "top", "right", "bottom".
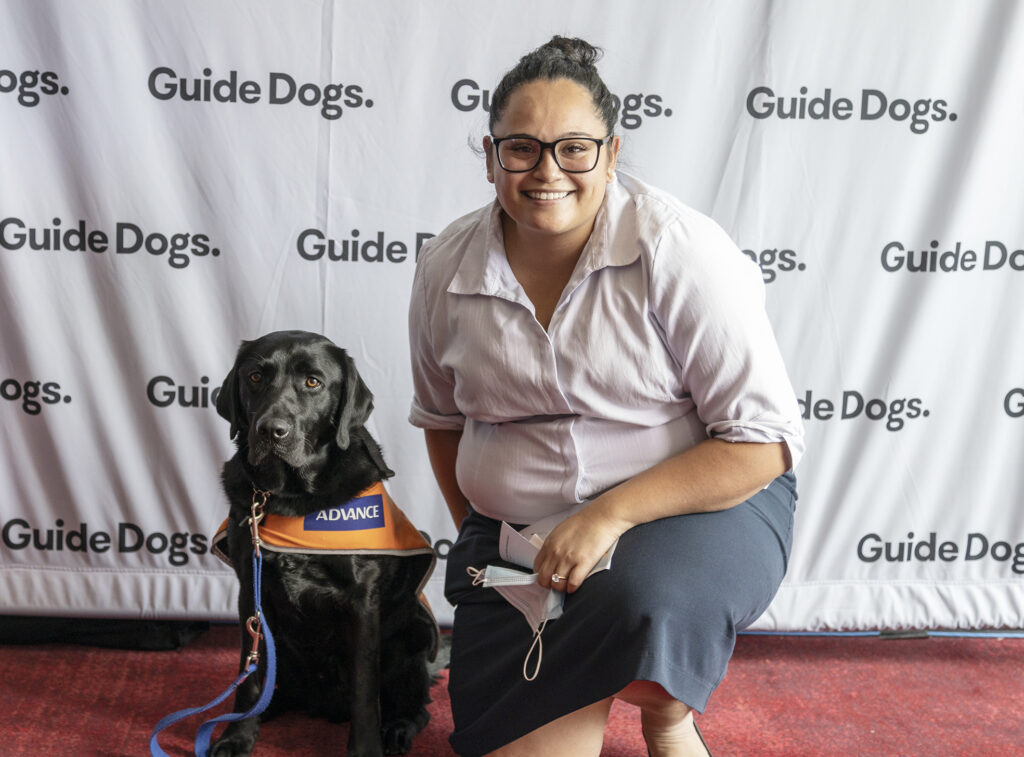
[{"left": 150, "top": 491, "right": 277, "bottom": 757}]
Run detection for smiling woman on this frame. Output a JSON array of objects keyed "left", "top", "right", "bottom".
[
  {"left": 484, "top": 75, "right": 620, "bottom": 327},
  {"left": 408, "top": 36, "right": 804, "bottom": 757}
]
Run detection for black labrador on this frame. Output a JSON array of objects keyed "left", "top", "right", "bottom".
[{"left": 211, "top": 330, "right": 437, "bottom": 757}]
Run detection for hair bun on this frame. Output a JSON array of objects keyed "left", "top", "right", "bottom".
[
  {"left": 541, "top": 36, "right": 602, "bottom": 69},
  {"left": 489, "top": 35, "right": 618, "bottom": 134}
]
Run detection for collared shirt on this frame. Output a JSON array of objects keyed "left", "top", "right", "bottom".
[{"left": 408, "top": 172, "right": 804, "bottom": 523}]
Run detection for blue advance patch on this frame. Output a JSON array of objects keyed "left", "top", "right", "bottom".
[{"left": 303, "top": 494, "right": 386, "bottom": 532}]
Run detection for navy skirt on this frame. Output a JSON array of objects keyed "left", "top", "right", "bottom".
[{"left": 443, "top": 472, "right": 797, "bottom": 756}]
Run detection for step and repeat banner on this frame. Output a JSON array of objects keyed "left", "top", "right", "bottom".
[{"left": 1, "top": 0, "right": 1022, "bottom": 630}]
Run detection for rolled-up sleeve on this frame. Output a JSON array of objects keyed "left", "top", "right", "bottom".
[
  {"left": 408, "top": 245, "right": 466, "bottom": 431},
  {"left": 648, "top": 208, "right": 805, "bottom": 470}
]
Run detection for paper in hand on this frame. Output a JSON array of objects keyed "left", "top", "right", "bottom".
[{"left": 498, "top": 505, "right": 617, "bottom": 577}]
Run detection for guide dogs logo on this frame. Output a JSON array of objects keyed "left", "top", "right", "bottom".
[
  {"left": 296, "top": 227, "right": 436, "bottom": 263},
  {"left": 1006, "top": 387, "right": 1024, "bottom": 418},
  {"left": 1, "top": 378, "right": 70, "bottom": 415},
  {"left": 450, "top": 78, "right": 673, "bottom": 130},
  {"left": 858, "top": 532, "right": 1024, "bottom": 574},
  {"left": 147, "top": 376, "right": 219, "bottom": 409},
  {"left": 148, "top": 67, "right": 372, "bottom": 121},
  {"left": 746, "top": 86, "right": 956, "bottom": 134},
  {"left": 741, "top": 246, "right": 805, "bottom": 283},
  {"left": 0, "top": 216, "right": 220, "bottom": 269},
  {"left": 1, "top": 517, "right": 208, "bottom": 567},
  {"left": 0, "top": 68, "right": 67, "bottom": 106},
  {"left": 799, "top": 390, "right": 928, "bottom": 431},
  {"left": 881, "top": 240, "right": 1024, "bottom": 273}
]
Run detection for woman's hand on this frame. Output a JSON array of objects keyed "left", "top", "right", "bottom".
[
  {"left": 530, "top": 440, "right": 789, "bottom": 593},
  {"left": 533, "top": 506, "right": 628, "bottom": 593}
]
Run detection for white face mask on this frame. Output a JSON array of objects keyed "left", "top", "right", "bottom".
[
  {"left": 467, "top": 565, "right": 564, "bottom": 680},
  {"left": 464, "top": 511, "right": 618, "bottom": 681}
]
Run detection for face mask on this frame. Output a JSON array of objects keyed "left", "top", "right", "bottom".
[
  {"left": 464, "top": 511, "right": 618, "bottom": 681},
  {"left": 467, "top": 565, "right": 564, "bottom": 680}
]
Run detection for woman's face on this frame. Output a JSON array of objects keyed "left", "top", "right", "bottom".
[{"left": 485, "top": 78, "right": 619, "bottom": 252}]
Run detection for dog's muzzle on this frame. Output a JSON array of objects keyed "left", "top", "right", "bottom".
[{"left": 248, "top": 413, "right": 302, "bottom": 465}]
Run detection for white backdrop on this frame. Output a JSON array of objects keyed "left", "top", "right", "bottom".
[{"left": 1, "top": 0, "right": 1022, "bottom": 630}]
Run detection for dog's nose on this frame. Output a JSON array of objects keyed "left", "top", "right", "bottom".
[{"left": 256, "top": 416, "right": 291, "bottom": 440}]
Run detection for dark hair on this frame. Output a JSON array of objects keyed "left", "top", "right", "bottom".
[{"left": 489, "top": 36, "right": 618, "bottom": 135}]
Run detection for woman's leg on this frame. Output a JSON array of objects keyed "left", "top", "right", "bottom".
[
  {"left": 484, "top": 681, "right": 711, "bottom": 757},
  {"left": 616, "top": 681, "right": 711, "bottom": 757},
  {"left": 486, "top": 697, "right": 613, "bottom": 757},
  {"left": 447, "top": 475, "right": 794, "bottom": 756}
]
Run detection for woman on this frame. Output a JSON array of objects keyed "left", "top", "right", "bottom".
[{"left": 408, "top": 36, "right": 804, "bottom": 757}]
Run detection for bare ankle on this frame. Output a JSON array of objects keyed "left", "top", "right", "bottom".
[{"left": 641, "top": 710, "right": 710, "bottom": 757}]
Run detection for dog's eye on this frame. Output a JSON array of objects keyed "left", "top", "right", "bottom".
[
  {"left": 248, "top": 372, "right": 262, "bottom": 384},
  {"left": 305, "top": 377, "right": 321, "bottom": 389}
]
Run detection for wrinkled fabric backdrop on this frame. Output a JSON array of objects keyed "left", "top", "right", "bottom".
[{"left": 1, "top": 0, "right": 1022, "bottom": 630}]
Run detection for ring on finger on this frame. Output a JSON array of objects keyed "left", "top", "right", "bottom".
[{"left": 552, "top": 573, "right": 568, "bottom": 583}]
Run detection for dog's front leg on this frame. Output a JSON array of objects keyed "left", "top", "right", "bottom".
[{"left": 346, "top": 599, "right": 383, "bottom": 757}]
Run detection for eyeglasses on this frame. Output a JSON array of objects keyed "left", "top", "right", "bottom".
[{"left": 490, "top": 135, "right": 612, "bottom": 173}]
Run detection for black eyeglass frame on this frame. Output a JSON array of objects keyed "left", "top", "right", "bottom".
[{"left": 489, "top": 135, "right": 613, "bottom": 173}]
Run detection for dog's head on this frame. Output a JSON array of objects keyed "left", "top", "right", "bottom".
[{"left": 216, "top": 331, "right": 381, "bottom": 471}]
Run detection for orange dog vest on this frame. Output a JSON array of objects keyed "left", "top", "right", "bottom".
[{"left": 212, "top": 482, "right": 436, "bottom": 594}]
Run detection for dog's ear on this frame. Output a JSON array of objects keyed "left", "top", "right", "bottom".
[
  {"left": 335, "top": 350, "right": 374, "bottom": 450},
  {"left": 215, "top": 343, "right": 249, "bottom": 440},
  {"left": 352, "top": 426, "right": 395, "bottom": 480}
]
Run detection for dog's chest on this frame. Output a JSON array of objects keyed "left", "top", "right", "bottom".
[{"left": 269, "top": 551, "right": 383, "bottom": 610}]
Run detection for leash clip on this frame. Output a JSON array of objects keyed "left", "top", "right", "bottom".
[
  {"left": 249, "top": 488, "right": 269, "bottom": 553},
  {"left": 245, "top": 614, "right": 262, "bottom": 666}
]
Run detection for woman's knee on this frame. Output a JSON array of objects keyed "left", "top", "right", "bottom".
[{"left": 484, "top": 697, "right": 613, "bottom": 757}]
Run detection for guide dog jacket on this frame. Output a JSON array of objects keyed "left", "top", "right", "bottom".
[{"left": 212, "top": 481, "right": 437, "bottom": 604}]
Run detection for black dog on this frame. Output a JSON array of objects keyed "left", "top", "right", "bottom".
[{"left": 211, "top": 330, "right": 437, "bottom": 757}]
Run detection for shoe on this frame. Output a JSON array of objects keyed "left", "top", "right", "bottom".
[
  {"left": 643, "top": 719, "right": 712, "bottom": 756},
  {"left": 694, "top": 719, "right": 711, "bottom": 756}
]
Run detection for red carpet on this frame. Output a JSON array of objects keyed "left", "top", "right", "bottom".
[{"left": 0, "top": 624, "right": 1021, "bottom": 756}]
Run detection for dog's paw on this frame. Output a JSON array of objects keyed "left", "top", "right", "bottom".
[
  {"left": 210, "top": 731, "right": 258, "bottom": 757},
  {"left": 381, "top": 713, "right": 429, "bottom": 755}
]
